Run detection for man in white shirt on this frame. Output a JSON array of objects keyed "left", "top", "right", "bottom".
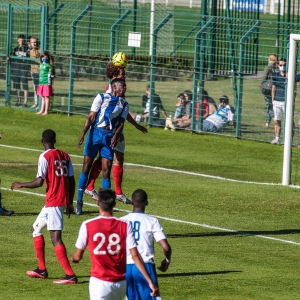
[{"left": 120, "top": 189, "right": 172, "bottom": 300}]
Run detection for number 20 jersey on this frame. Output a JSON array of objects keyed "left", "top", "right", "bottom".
[
  {"left": 75, "top": 216, "right": 137, "bottom": 282},
  {"left": 37, "top": 148, "right": 74, "bottom": 207}
]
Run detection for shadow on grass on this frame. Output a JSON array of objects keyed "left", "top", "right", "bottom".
[
  {"left": 167, "top": 229, "right": 300, "bottom": 238},
  {"left": 157, "top": 270, "right": 242, "bottom": 278}
]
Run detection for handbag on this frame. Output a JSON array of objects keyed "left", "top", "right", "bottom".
[
  {"left": 260, "top": 68, "right": 272, "bottom": 96},
  {"left": 260, "top": 80, "right": 272, "bottom": 96}
]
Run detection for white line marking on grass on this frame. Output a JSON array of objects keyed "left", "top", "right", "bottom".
[
  {"left": 3, "top": 188, "right": 300, "bottom": 246},
  {"left": 0, "top": 143, "right": 287, "bottom": 186}
]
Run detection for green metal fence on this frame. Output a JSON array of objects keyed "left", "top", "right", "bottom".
[{"left": 1, "top": 1, "right": 300, "bottom": 148}]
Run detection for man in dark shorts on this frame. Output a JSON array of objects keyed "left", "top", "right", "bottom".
[{"left": 11, "top": 34, "right": 29, "bottom": 107}]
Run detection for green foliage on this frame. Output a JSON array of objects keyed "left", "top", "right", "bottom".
[{"left": 1, "top": 108, "right": 300, "bottom": 299}]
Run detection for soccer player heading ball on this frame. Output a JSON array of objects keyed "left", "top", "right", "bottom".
[{"left": 112, "top": 52, "right": 128, "bottom": 68}]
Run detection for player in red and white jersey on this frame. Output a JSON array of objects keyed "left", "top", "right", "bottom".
[
  {"left": 11, "top": 129, "right": 77, "bottom": 284},
  {"left": 72, "top": 188, "right": 159, "bottom": 300},
  {"left": 120, "top": 189, "right": 172, "bottom": 300}
]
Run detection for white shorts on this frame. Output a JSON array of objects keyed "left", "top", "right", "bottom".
[
  {"left": 273, "top": 100, "right": 285, "bottom": 121},
  {"left": 89, "top": 276, "right": 126, "bottom": 300},
  {"left": 114, "top": 139, "right": 125, "bottom": 154},
  {"left": 33, "top": 206, "right": 65, "bottom": 232}
]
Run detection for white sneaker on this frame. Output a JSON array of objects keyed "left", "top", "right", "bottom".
[
  {"left": 31, "top": 104, "right": 38, "bottom": 109},
  {"left": 116, "top": 194, "right": 132, "bottom": 204},
  {"left": 84, "top": 189, "right": 99, "bottom": 200},
  {"left": 270, "top": 139, "right": 280, "bottom": 145}
]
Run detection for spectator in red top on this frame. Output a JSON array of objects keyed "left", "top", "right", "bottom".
[{"left": 11, "top": 129, "right": 77, "bottom": 284}]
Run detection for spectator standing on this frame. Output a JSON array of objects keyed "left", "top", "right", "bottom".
[
  {"left": 28, "top": 37, "right": 41, "bottom": 109},
  {"left": 271, "top": 58, "right": 287, "bottom": 144},
  {"left": 202, "top": 95, "right": 236, "bottom": 132},
  {"left": 262, "top": 54, "right": 277, "bottom": 128},
  {"left": 11, "top": 129, "right": 77, "bottom": 284},
  {"left": 72, "top": 188, "right": 159, "bottom": 299},
  {"left": 11, "top": 34, "right": 29, "bottom": 107},
  {"left": 120, "top": 189, "right": 172, "bottom": 300},
  {"left": 36, "top": 51, "right": 54, "bottom": 115}
]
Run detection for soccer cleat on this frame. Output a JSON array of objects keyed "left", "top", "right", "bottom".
[
  {"left": 75, "top": 201, "right": 83, "bottom": 215},
  {"left": 26, "top": 268, "right": 48, "bottom": 279},
  {"left": 271, "top": 139, "right": 280, "bottom": 145},
  {"left": 116, "top": 194, "right": 132, "bottom": 205},
  {"left": 53, "top": 274, "right": 77, "bottom": 284},
  {"left": 84, "top": 189, "right": 99, "bottom": 201},
  {"left": 0, "top": 206, "right": 14, "bottom": 216}
]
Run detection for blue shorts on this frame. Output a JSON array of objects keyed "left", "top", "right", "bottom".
[
  {"left": 83, "top": 128, "right": 114, "bottom": 161},
  {"left": 125, "top": 263, "right": 159, "bottom": 300}
]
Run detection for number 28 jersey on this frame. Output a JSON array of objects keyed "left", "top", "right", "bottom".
[
  {"left": 75, "top": 216, "right": 137, "bottom": 282},
  {"left": 37, "top": 148, "right": 74, "bottom": 207}
]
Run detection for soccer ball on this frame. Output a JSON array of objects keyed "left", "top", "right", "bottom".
[{"left": 112, "top": 52, "right": 128, "bottom": 68}]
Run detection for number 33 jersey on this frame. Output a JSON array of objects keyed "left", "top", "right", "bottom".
[
  {"left": 75, "top": 216, "right": 137, "bottom": 282},
  {"left": 37, "top": 148, "right": 74, "bottom": 207},
  {"left": 120, "top": 212, "right": 167, "bottom": 264}
]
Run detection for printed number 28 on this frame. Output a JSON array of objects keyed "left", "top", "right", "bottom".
[{"left": 93, "top": 233, "right": 121, "bottom": 255}]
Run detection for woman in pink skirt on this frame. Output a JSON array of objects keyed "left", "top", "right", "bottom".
[{"left": 36, "top": 51, "right": 54, "bottom": 115}]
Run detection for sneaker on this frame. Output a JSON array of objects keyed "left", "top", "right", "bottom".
[
  {"left": 271, "top": 139, "right": 280, "bottom": 145},
  {"left": 0, "top": 206, "right": 14, "bottom": 216},
  {"left": 116, "top": 194, "right": 132, "bottom": 204},
  {"left": 53, "top": 274, "right": 77, "bottom": 284},
  {"left": 75, "top": 201, "right": 83, "bottom": 215},
  {"left": 30, "top": 104, "right": 38, "bottom": 109},
  {"left": 84, "top": 189, "right": 99, "bottom": 201},
  {"left": 26, "top": 268, "right": 48, "bottom": 279},
  {"left": 22, "top": 103, "right": 28, "bottom": 108},
  {"left": 15, "top": 102, "right": 21, "bottom": 107}
]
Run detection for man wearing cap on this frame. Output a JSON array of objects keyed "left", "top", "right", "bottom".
[{"left": 202, "top": 95, "right": 236, "bottom": 132}]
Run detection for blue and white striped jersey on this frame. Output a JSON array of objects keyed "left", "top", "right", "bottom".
[{"left": 90, "top": 93, "right": 129, "bottom": 131}]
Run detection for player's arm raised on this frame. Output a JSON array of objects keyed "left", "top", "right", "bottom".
[{"left": 126, "top": 113, "right": 148, "bottom": 134}]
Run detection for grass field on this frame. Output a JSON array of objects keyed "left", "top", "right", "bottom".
[{"left": 1, "top": 107, "right": 300, "bottom": 299}]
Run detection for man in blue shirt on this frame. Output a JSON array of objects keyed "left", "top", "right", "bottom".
[{"left": 271, "top": 58, "right": 287, "bottom": 144}]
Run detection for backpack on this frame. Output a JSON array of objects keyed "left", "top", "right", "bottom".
[{"left": 260, "top": 69, "right": 272, "bottom": 96}]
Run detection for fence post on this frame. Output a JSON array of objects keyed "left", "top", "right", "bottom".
[
  {"left": 68, "top": 5, "right": 91, "bottom": 116},
  {"left": 110, "top": 9, "right": 131, "bottom": 59},
  {"left": 5, "top": 4, "right": 12, "bottom": 106},
  {"left": 192, "top": 17, "right": 214, "bottom": 132},
  {"left": 47, "top": 3, "right": 64, "bottom": 52},
  {"left": 148, "top": 13, "right": 172, "bottom": 126},
  {"left": 237, "top": 21, "right": 261, "bottom": 138}
]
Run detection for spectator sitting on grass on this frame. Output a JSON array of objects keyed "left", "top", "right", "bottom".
[
  {"left": 202, "top": 95, "right": 236, "bottom": 132},
  {"left": 165, "top": 93, "right": 186, "bottom": 130}
]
